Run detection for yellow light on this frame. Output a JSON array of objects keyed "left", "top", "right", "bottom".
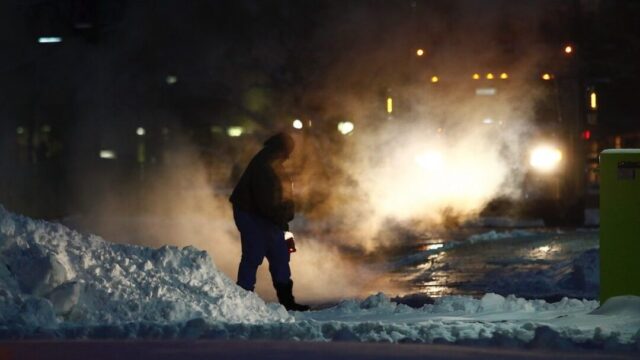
[
  {"left": 529, "top": 145, "right": 563, "bottom": 172},
  {"left": 542, "top": 73, "right": 552, "bottom": 81},
  {"left": 227, "top": 126, "right": 244, "bottom": 137},
  {"left": 564, "top": 45, "right": 573, "bottom": 54},
  {"left": 472, "top": 73, "right": 480, "bottom": 80},
  {"left": 500, "top": 72, "right": 508, "bottom": 79},
  {"left": 387, "top": 97, "right": 393, "bottom": 114},
  {"left": 292, "top": 119, "right": 303, "bottom": 129},
  {"left": 486, "top": 73, "right": 494, "bottom": 80},
  {"left": 415, "top": 150, "right": 444, "bottom": 172},
  {"left": 431, "top": 76, "right": 439, "bottom": 83},
  {"left": 337, "top": 121, "right": 355, "bottom": 135},
  {"left": 590, "top": 91, "right": 597, "bottom": 110},
  {"left": 416, "top": 49, "right": 425, "bottom": 56}
]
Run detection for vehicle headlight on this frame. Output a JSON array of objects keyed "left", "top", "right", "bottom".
[
  {"left": 415, "top": 151, "right": 444, "bottom": 171},
  {"left": 529, "top": 145, "right": 562, "bottom": 172}
]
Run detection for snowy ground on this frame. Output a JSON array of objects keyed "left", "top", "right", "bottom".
[{"left": 0, "top": 205, "right": 638, "bottom": 353}]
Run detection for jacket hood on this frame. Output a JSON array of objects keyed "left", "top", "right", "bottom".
[{"left": 264, "top": 132, "right": 295, "bottom": 159}]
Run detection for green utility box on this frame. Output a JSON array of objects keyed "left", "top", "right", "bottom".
[{"left": 599, "top": 149, "right": 640, "bottom": 303}]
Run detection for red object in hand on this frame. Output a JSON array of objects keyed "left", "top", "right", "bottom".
[{"left": 286, "top": 237, "right": 297, "bottom": 253}]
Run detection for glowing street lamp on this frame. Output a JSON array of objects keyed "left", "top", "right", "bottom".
[
  {"left": 472, "top": 73, "right": 480, "bottom": 80},
  {"left": 337, "top": 121, "right": 354, "bottom": 135},
  {"left": 542, "top": 73, "right": 552, "bottom": 81},
  {"left": 136, "top": 127, "right": 146, "bottom": 136},
  {"left": 500, "top": 72, "right": 509, "bottom": 80},
  {"left": 99, "top": 150, "right": 117, "bottom": 159},
  {"left": 227, "top": 126, "right": 244, "bottom": 137},
  {"left": 564, "top": 45, "right": 573, "bottom": 55},
  {"left": 416, "top": 49, "right": 425, "bottom": 57},
  {"left": 486, "top": 73, "right": 494, "bottom": 80},
  {"left": 38, "top": 37, "right": 62, "bottom": 44},
  {"left": 430, "top": 76, "right": 439, "bottom": 83},
  {"left": 292, "top": 119, "right": 303, "bottom": 129}
]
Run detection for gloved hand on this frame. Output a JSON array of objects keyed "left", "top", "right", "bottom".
[{"left": 284, "top": 231, "right": 297, "bottom": 253}]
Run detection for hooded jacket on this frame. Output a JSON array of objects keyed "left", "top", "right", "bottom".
[{"left": 229, "top": 133, "right": 295, "bottom": 231}]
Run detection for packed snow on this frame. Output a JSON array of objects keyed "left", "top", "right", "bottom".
[
  {"left": 0, "top": 205, "right": 291, "bottom": 330},
  {"left": 1, "top": 205, "right": 639, "bottom": 352}
]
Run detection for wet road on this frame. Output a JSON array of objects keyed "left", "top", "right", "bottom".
[{"left": 388, "top": 228, "right": 600, "bottom": 300}]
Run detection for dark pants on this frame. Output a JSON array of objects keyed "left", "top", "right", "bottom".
[{"left": 234, "top": 208, "right": 291, "bottom": 291}]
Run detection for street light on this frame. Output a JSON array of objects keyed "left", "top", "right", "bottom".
[
  {"left": 486, "top": 73, "right": 494, "bottom": 80},
  {"left": 338, "top": 121, "right": 354, "bottom": 135},
  {"left": 38, "top": 37, "right": 62, "bottom": 44},
  {"left": 416, "top": 49, "right": 425, "bottom": 57},
  {"left": 542, "top": 73, "right": 553, "bottom": 81},
  {"left": 165, "top": 75, "right": 178, "bottom": 85},
  {"left": 564, "top": 45, "right": 573, "bottom": 55},
  {"left": 292, "top": 119, "right": 303, "bottom": 129},
  {"left": 227, "top": 127, "right": 244, "bottom": 137},
  {"left": 136, "top": 127, "right": 145, "bottom": 136},
  {"left": 430, "top": 76, "right": 439, "bottom": 83},
  {"left": 500, "top": 72, "right": 509, "bottom": 80},
  {"left": 472, "top": 73, "right": 480, "bottom": 80}
]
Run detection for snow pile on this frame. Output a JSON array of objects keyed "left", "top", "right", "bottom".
[
  {"left": 0, "top": 205, "right": 291, "bottom": 331},
  {"left": 1, "top": 206, "right": 638, "bottom": 352}
]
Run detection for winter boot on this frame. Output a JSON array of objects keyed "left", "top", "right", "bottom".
[{"left": 273, "top": 280, "right": 310, "bottom": 311}]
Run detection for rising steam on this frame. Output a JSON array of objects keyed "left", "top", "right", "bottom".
[{"left": 68, "top": 1, "right": 554, "bottom": 302}]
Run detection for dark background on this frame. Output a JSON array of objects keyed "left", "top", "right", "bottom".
[{"left": 1, "top": 0, "right": 639, "bottom": 219}]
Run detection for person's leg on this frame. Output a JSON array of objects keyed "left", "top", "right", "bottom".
[
  {"left": 234, "top": 209, "right": 267, "bottom": 291},
  {"left": 264, "top": 226, "right": 291, "bottom": 285},
  {"left": 265, "top": 224, "right": 308, "bottom": 311}
]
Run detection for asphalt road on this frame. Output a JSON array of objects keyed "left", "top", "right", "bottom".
[{"left": 0, "top": 340, "right": 634, "bottom": 360}]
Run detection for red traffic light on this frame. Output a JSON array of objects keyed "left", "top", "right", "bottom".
[{"left": 582, "top": 130, "right": 592, "bottom": 140}]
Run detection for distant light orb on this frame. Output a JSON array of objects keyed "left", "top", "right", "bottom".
[
  {"left": 337, "top": 121, "right": 354, "bottom": 135},
  {"left": 416, "top": 49, "right": 425, "bottom": 56},
  {"left": 16, "top": 127, "right": 25, "bottom": 135},
  {"left": 165, "top": 75, "right": 178, "bottom": 85},
  {"left": 136, "top": 127, "right": 146, "bottom": 136},
  {"left": 472, "top": 73, "right": 480, "bottom": 80},
  {"left": 430, "top": 76, "right": 439, "bottom": 83},
  {"left": 500, "top": 72, "right": 509, "bottom": 80},
  {"left": 482, "top": 118, "right": 494, "bottom": 124},
  {"left": 542, "top": 73, "right": 552, "bottom": 81},
  {"left": 38, "top": 37, "right": 62, "bottom": 44},
  {"left": 564, "top": 45, "right": 573, "bottom": 54},
  {"left": 227, "top": 126, "right": 244, "bottom": 137},
  {"left": 486, "top": 73, "right": 494, "bottom": 80},
  {"left": 99, "top": 150, "right": 117, "bottom": 159},
  {"left": 292, "top": 119, "right": 303, "bottom": 129}
]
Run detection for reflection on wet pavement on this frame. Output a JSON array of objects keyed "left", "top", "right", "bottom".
[{"left": 390, "top": 228, "right": 599, "bottom": 300}]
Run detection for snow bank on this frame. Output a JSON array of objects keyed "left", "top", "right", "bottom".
[
  {"left": 1, "top": 206, "right": 638, "bottom": 352},
  {"left": 0, "top": 205, "right": 291, "bottom": 331}
]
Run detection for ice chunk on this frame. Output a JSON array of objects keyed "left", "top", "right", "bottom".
[{"left": 46, "top": 281, "right": 82, "bottom": 315}]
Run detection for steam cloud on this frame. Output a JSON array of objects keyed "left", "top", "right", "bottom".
[{"left": 67, "top": 1, "right": 555, "bottom": 302}]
